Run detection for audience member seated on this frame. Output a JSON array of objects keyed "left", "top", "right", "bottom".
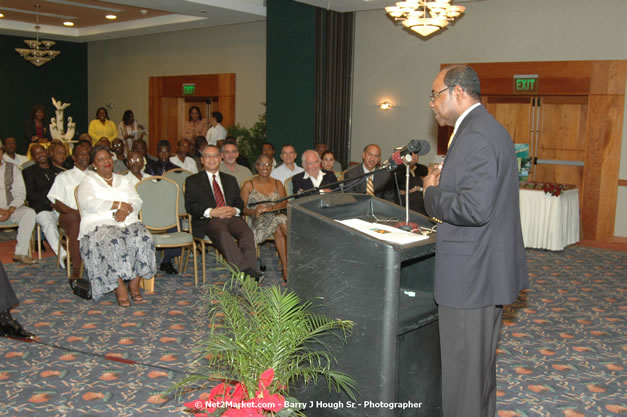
[
  {"left": 0, "top": 142, "right": 37, "bottom": 264},
  {"left": 224, "top": 136, "right": 250, "bottom": 169},
  {"left": 185, "top": 145, "right": 262, "bottom": 281},
  {"left": 88, "top": 107, "right": 117, "bottom": 145},
  {"left": 47, "top": 143, "right": 91, "bottom": 279},
  {"left": 23, "top": 104, "right": 51, "bottom": 154},
  {"left": 395, "top": 151, "right": 429, "bottom": 215},
  {"left": 131, "top": 138, "right": 157, "bottom": 166},
  {"left": 191, "top": 136, "right": 205, "bottom": 171},
  {"left": 169, "top": 139, "right": 198, "bottom": 173},
  {"left": 2, "top": 138, "right": 28, "bottom": 168},
  {"left": 0, "top": 260, "right": 34, "bottom": 339},
  {"left": 270, "top": 144, "right": 303, "bottom": 184},
  {"left": 315, "top": 143, "right": 342, "bottom": 172},
  {"left": 321, "top": 150, "right": 343, "bottom": 181},
  {"left": 205, "top": 111, "right": 227, "bottom": 146},
  {"left": 77, "top": 146, "right": 156, "bottom": 306},
  {"left": 219, "top": 141, "right": 252, "bottom": 186},
  {"left": 344, "top": 144, "right": 395, "bottom": 201},
  {"left": 111, "top": 138, "right": 127, "bottom": 166},
  {"left": 145, "top": 140, "right": 178, "bottom": 176},
  {"left": 95, "top": 138, "right": 126, "bottom": 173},
  {"left": 291, "top": 150, "right": 338, "bottom": 196},
  {"left": 253, "top": 142, "right": 277, "bottom": 173},
  {"left": 23, "top": 144, "right": 65, "bottom": 263},
  {"left": 240, "top": 155, "right": 288, "bottom": 281},
  {"left": 48, "top": 141, "right": 68, "bottom": 171},
  {"left": 182, "top": 106, "right": 208, "bottom": 141},
  {"left": 118, "top": 110, "right": 146, "bottom": 152},
  {"left": 124, "top": 151, "right": 148, "bottom": 187}
]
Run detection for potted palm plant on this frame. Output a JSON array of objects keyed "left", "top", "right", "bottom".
[{"left": 174, "top": 261, "right": 357, "bottom": 416}]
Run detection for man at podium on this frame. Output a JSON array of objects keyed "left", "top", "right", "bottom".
[{"left": 423, "top": 65, "right": 528, "bottom": 417}]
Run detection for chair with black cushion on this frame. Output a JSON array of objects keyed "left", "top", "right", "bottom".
[{"left": 136, "top": 176, "right": 198, "bottom": 291}]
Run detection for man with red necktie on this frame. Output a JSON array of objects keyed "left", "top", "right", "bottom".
[{"left": 185, "top": 145, "right": 262, "bottom": 281}]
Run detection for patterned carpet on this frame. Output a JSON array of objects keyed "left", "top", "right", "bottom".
[{"left": 0, "top": 244, "right": 625, "bottom": 417}]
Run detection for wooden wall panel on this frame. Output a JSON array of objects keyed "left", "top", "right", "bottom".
[{"left": 582, "top": 94, "right": 625, "bottom": 241}]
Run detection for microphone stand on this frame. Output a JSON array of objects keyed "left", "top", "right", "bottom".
[{"left": 248, "top": 164, "right": 397, "bottom": 207}]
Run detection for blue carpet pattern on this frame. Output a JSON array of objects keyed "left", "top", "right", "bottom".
[{"left": 0, "top": 245, "right": 625, "bottom": 417}]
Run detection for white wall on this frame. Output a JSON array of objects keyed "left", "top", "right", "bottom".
[
  {"left": 351, "top": 0, "right": 627, "bottom": 236},
  {"left": 87, "top": 20, "right": 266, "bottom": 134}
]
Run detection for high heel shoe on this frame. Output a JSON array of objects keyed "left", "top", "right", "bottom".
[{"left": 130, "top": 293, "right": 147, "bottom": 303}]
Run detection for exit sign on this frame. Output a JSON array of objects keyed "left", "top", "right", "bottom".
[
  {"left": 182, "top": 83, "right": 195, "bottom": 96},
  {"left": 513, "top": 74, "right": 538, "bottom": 93}
]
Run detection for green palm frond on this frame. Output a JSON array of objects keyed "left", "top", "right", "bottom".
[{"left": 173, "top": 256, "right": 357, "bottom": 402}]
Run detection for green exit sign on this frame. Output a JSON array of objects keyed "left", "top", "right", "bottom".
[
  {"left": 182, "top": 83, "right": 195, "bottom": 96},
  {"left": 513, "top": 75, "right": 538, "bottom": 93}
]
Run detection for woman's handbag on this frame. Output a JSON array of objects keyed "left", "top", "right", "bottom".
[{"left": 70, "top": 279, "right": 92, "bottom": 300}]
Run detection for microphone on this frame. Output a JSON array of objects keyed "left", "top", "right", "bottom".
[{"left": 381, "top": 139, "right": 431, "bottom": 169}]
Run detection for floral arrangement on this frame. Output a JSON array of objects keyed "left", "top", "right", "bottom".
[
  {"left": 184, "top": 368, "right": 296, "bottom": 417},
  {"left": 542, "top": 183, "right": 565, "bottom": 197}
]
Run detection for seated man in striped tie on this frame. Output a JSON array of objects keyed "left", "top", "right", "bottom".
[
  {"left": 184, "top": 145, "right": 262, "bottom": 281},
  {"left": 343, "top": 144, "right": 395, "bottom": 201}
]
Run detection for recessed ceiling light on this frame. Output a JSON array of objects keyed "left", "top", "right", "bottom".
[
  {"left": 0, "top": 13, "right": 4, "bottom": 18},
  {"left": 105, "top": 14, "right": 117, "bottom": 20},
  {"left": 63, "top": 21, "right": 74, "bottom": 26}
]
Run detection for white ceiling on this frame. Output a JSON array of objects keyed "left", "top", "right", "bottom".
[{"left": 0, "top": 0, "right": 481, "bottom": 42}]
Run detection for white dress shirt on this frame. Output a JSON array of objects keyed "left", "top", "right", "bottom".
[
  {"left": 124, "top": 169, "right": 148, "bottom": 187},
  {"left": 3, "top": 153, "right": 29, "bottom": 169},
  {"left": 47, "top": 166, "right": 88, "bottom": 210},
  {"left": 169, "top": 155, "right": 198, "bottom": 173},
  {"left": 202, "top": 171, "right": 240, "bottom": 218},
  {"left": 271, "top": 163, "right": 304, "bottom": 184},
  {"left": 77, "top": 171, "right": 143, "bottom": 239},
  {"left": 205, "top": 123, "right": 227, "bottom": 146},
  {"left": 0, "top": 162, "right": 26, "bottom": 209}
]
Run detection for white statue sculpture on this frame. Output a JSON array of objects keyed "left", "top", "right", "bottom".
[{"left": 50, "top": 97, "right": 76, "bottom": 142}]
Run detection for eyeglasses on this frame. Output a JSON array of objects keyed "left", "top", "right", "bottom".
[{"left": 429, "top": 86, "right": 451, "bottom": 102}]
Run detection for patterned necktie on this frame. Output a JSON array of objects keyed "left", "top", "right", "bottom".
[
  {"left": 212, "top": 174, "right": 226, "bottom": 207},
  {"left": 366, "top": 176, "right": 375, "bottom": 196}
]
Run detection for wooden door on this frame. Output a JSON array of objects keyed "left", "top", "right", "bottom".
[
  {"left": 161, "top": 97, "right": 185, "bottom": 144},
  {"left": 535, "top": 96, "right": 587, "bottom": 195}
]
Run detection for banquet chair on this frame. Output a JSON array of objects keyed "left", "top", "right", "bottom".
[
  {"left": 0, "top": 221, "right": 34, "bottom": 258},
  {"left": 136, "top": 176, "right": 198, "bottom": 291}
]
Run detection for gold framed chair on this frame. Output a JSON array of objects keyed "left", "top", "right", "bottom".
[{"left": 136, "top": 176, "right": 198, "bottom": 291}]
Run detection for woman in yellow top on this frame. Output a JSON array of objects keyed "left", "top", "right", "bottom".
[{"left": 88, "top": 107, "right": 117, "bottom": 145}]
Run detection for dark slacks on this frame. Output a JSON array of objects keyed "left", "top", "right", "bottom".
[
  {"left": 0, "top": 261, "right": 19, "bottom": 311},
  {"left": 438, "top": 305, "right": 503, "bottom": 417},
  {"left": 206, "top": 217, "right": 258, "bottom": 273},
  {"left": 58, "top": 212, "right": 81, "bottom": 272}
]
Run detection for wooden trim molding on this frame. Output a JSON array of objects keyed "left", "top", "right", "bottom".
[{"left": 619, "top": 179, "right": 627, "bottom": 187}]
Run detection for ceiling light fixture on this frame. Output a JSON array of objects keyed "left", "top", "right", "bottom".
[
  {"left": 379, "top": 101, "right": 394, "bottom": 110},
  {"left": 0, "top": 13, "right": 4, "bottom": 18},
  {"left": 63, "top": 21, "right": 74, "bottom": 26},
  {"left": 105, "top": 14, "right": 117, "bottom": 20},
  {"left": 385, "top": 0, "right": 465, "bottom": 38},
  {"left": 14, "top": 4, "right": 61, "bottom": 67}
]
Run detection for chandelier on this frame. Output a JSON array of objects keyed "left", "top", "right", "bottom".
[
  {"left": 15, "top": 4, "right": 61, "bottom": 67},
  {"left": 385, "top": 0, "right": 466, "bottom": 37}
]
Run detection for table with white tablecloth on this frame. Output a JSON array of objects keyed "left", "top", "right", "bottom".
[{"left": 519, "top": 187, "right": 580, "bottom": 251}]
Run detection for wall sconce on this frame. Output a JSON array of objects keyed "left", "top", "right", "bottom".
[{"left": 379, "top": 101, "right": 394, "bottom": 110}]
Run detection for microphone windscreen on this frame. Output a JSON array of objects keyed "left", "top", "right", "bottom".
[
  {"left": 390, "top": 151, "right": 404, "bottom": 165},
  {"left": 417, "top": 140, "right": 431, "bottom": 155}
]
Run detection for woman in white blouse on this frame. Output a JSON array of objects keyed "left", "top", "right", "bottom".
[{"left": 77, "top": 146, "right": 156, "bottom": 306}]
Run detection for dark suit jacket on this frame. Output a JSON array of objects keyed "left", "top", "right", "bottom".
[
  {"left": 145, "top": 159, "right": 177, "bottom": 176},
  {"left": 22, "top": 120, "right": 52, "bottom": 155},
  {"left": 424, "top": 105, "right": 528, "bottom": 309},
  {"left": 185, "top": 171, "right": 245, "bottom": 238},
  {"left": 291, "top": 170, "right": 338, "bottom": 196},
  {"left": 343, "top": 164, "right": 395, "bottom": 201}
]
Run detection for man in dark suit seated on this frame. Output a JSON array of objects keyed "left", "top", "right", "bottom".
[
  {"left": 291, "top": 150, "right": 337, "bottom": 196},
  {"left": 343, "top": 144, "right": 395, "bottom": 201},
  {"left": 423, "top": 65, "right": 528, "bottom": 417},
  {"left": 185, "top": 145, "right": 262, "bottom": 280}
]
